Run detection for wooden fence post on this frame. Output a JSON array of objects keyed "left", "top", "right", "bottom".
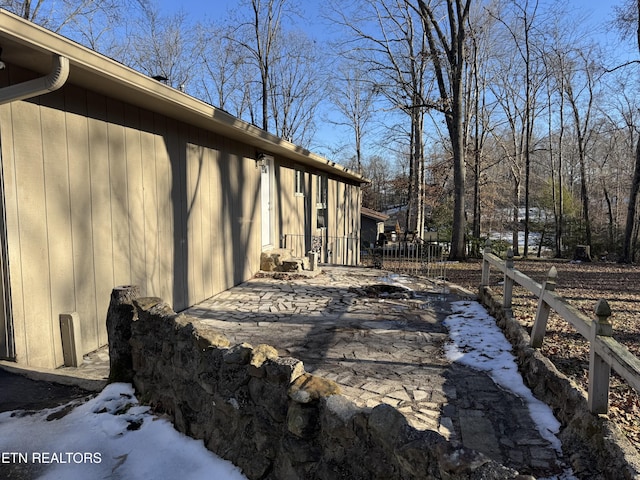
[
  {"left": 481, "top": 239, "right": 491, "bottom": 287},
  {"left": 530, "top": 266, "right": 557, "bottom": 348},
  {"left": 588, "top": 299, "right": 613, "bottom": 414},
  {"left": 503, "top": 248, "right": 514, "bottom": 316}
]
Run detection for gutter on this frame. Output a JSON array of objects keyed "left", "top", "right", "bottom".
[{"left": 0, "top": 55, "right": 69, "bottom": 105}]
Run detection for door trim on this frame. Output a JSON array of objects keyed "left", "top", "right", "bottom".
[{"left": 260, "top": 155, "right": 274, "bottom": 250}]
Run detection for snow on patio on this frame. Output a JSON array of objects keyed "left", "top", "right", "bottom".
[{"left": 443, "top": 299, "right": 577, "bottom": 480}]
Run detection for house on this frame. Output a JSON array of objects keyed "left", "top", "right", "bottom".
[
  {"left": 0, "top": 10, "right": 364, "bottom": 369},
  {"left": 360, "top": 207, "right": 389, "bottom": 248}
]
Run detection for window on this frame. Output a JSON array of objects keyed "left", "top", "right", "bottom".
[
  {"left": 316, "top": 175, "right": 327, "bottom": 206},
  {"left": 294, "top": 169, "right": 304, "bottom": 196},
  {"left": 316, "top": 174, "right": 327, "bottom": 229}
]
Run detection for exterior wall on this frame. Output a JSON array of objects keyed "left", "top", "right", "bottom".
[
  {"left": 323, "top": 176, "right": 361, "bottom": 265},
  {"left": 274, "top": 161, "right": 361, "bottom": 264},
  {"left": 361, "top": 217, "right": 382, "bottom": 248},
  {"left": 0, "top": 73, "right": 262, "bottom": 368},
  {"left": 273, "top": 162, "right": 303, "bottom": 238},
  {"left": 273, "top": 163, "right": 311, "bottom": 255}
]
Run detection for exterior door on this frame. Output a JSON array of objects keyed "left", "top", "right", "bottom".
[
  {"left": 315, "top": 174, "right": 328, "bottom": 262},
  {"left": 261, "top": 156, "right": 273, "bottom": 249}
]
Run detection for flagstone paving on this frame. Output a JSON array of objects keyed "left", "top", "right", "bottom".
[{"left": 184, "top": 266, "right": 570, "bottom": 478}]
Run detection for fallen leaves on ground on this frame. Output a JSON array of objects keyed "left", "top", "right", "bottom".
[{"left": 445, "top": 259, "right": 640, "bottom": 453}]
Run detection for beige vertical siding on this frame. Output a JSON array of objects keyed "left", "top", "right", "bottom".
[
  {"left": 42, "top": 90, "right": 74, "bottom": 367},
  {"left": 274, "top": 163, "right": 307, "bottom": 240},
  {"left": 66, "top": 85, "right": 99, "bottom": 354},
  {"left": 210, "top": 142, "right": 224, "bottom": 291},
  {"left": 274, "top": 163, "right": 361, "bottom": 264},
  {"left": 87, "top": 91, "right": 115, "bottom": 348},
  {"left": 0, "top": 81, "right": 262, "bottom": 368},
  {"left": 0, "top": 65, "right": 34, "bottom": 370},
  {"left": 140, "top": 110, "right": 160, "bottom": 301},
  {"left": 326, "top": 176, "right": 360, "bottom": 265}
]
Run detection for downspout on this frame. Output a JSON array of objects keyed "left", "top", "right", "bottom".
[{"left": 0, "top": 55, "right": 69, "bottom": 105}]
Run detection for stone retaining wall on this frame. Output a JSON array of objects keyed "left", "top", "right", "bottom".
[
  {"left": 478, "top": 285, "right": 640, "bottom": 479},
  {"left": 106, "top": 288, "right": 520, "bottom": 480}
]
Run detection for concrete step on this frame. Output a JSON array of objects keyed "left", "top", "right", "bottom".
[{"left": 260, "top": 250, "right": 311, "bottom": 272}]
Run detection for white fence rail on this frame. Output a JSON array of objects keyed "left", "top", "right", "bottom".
[{"left": 481, "top": 241, "right": 640, "bottom": 414}]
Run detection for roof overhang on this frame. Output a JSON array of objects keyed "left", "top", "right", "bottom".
[
  {"left": 0, "top": 9, "right": 365, "bottom": 183},
  {"left": 361, "top": 207, "right": 390, "bottom": 222}
]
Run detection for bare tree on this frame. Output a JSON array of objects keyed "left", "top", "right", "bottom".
[
  {"left": 489, "top": 0, "right": 547, "bottom": 257},
  {"left": 561, "top": 46, "right": 603, "bottom": 252},
  {"left": 600, "top": 72, "right": 640, "bottom": 254},
  {"left": 3, "top": 0, "right": 120, "bottom": 31},
  {"left": 125, "top": 6, "right": 204, "bottom": 93},
  {"left": 416, "top": 0, "right": 472, "bottom": 260},
  {"left": 230, "top": 0, "right": 292, "bottom": 132},
  {"left": 362, "top": 155, "right": 393, "bottom": 211},
  {"left": 269, "top": 30, "right": 322, "bottom": 146},
  {"left": 614, "top": 0, "right": 640, "bottom": 263},
  {"left": 331, "top": 0, "right": 430, "bottom": 237},
  {"left": 328, "top": 62, "right": 377, "bottom": 174},
  {"left": 535, "top": 2, "right": 599, "bottom": 258},
  {"left": 1, "top": 0, "right": 148, "bottom": 55},
  {"left": 465, "top": 5, "right": 499, "bottom": 254},
  {"left": 541, "top": 26, "right": 569, "bottom": 257},
  {"left": 196, "top": 23, "right": 244, "bottom": 112}
]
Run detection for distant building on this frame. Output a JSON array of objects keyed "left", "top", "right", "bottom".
[{"left": 361, "top": 207, "right": 389, "bottom": 248}]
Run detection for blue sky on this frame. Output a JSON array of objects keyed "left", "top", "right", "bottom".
[
  {"left": 153, "top": 0, "right": 635, "bottom": 159},
  {"left": 153, "top": 0, "right": 632, "bottom": 65},
  {"left": 156, "top": 0, "right": 625, "bottom": 31}
]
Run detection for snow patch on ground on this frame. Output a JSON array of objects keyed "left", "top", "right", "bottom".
[
  {"left": 0, "top": 383, "right": 247, "bottom": 480},
  {"left": 443, "top": 300, "right": 562, "bottom": 451},
  {"left": 444, "top": 300, "right": 579, "bottom": 479},
  {"left": 379, "top": 272, "right": 414, "bottom": 290}
]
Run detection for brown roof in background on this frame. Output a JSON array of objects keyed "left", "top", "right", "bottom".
[{"left": 361, "top": 207, "right": 389, "bottom": 222}]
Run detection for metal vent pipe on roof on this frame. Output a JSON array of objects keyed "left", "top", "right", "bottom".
[{"left": 0, "top": 54, "right": 69, "bottom": 105}]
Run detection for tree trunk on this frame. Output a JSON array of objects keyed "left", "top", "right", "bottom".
[
  {"left": 512, "top": 174, "right": 520, "bottom": 256},
  {"left": 406, "top": 112, "right": 417, "bottom": 234},
  {"left": 522, "top": 7, "right": 532, "bottom": 258},
  {"left": 450, "top": 107, "right": 466, "bottom": 260},
  {"left": 418, "top": 0, "right": 470, "bottom": 261},
  {"left": 620, "top": 139, "right": 640, "bottom": 263},
  {"left": 472, "top": 149, "right": 481, "bottom": 254},
  {"left": 472, "top": 66, "right": 482, "bottom": 254},
  {"left": 556, "top": 100, "right": 565, "bottom": 257},
  {"left": 262, "top": 67, "right": 269, "bottom": 131},
  {"left": 414, "top": 108, "right": 425, "bottom": 236},
  {"left": 603, "top": 181, "right": 614, "bottom": 254},
  {"left": 620, "top": 0, "right": 640, "bottom": 263},
  {"left": 579, "top": 146, "right": 592, "bottom": 248}
]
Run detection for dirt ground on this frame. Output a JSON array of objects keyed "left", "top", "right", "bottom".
[{"left": 445, "top": 258, "right": 640, "bottom": 452}]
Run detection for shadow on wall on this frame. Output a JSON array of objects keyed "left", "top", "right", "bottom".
[{"left": 168, "top": 127, "right": 260, "bottom": 312}]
